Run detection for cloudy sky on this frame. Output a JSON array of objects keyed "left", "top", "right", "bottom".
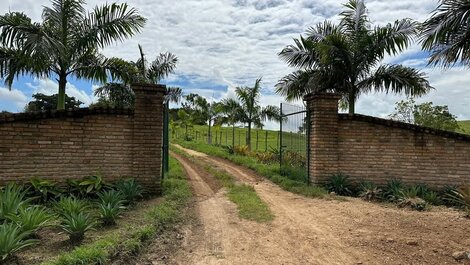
[{"left": 0, "top": 0, "right": 469, "bottom": 124}]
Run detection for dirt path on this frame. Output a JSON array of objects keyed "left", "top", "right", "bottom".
[{"left": 170, "top": 145, "right": 470, "bottom": 265}]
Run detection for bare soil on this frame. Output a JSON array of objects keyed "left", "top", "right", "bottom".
[{"left": 162, "top": 144, "right": 470, "bottom": 265}]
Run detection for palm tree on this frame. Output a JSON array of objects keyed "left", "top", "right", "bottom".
[
  {"left": 421, "top": 0, "right": 470, "bottom": 67},
  {"left": 217, "top": 98, "right": 243, "bottom": 147},
  {"left": 236, "top": 78, "right": 280, "bottom": 150},
  {"left": 183, "top": 94, "right": 221, "bottom": 144},
  {"left": 0, "top": 0, "right": 146, "bottom": 110},
  {"left": 94, "top": 44, "right": 179, "bottom": 106},
  {"left": 277, "top": 0, "right": 432, "bottom": 114}
]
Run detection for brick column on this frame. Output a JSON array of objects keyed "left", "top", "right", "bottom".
[
  {"left": 132, "top": 83, "right": 166, "bottom": 194},
  {"left": 304, "top": 93, "right": 341, "bottom": 185}
]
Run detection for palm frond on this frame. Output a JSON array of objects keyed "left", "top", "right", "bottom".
[
  {"left": 373, "top": 18, "right": 418, "bottom": 57},
  {"left": 147, "top": 52, "right": 178, "bottom": 83},
  {"left": 275, "top": 70, "right": 315, "bottom": 102},
  {"left": 339, "top": 0, "right": 369, "bottom": 33},
  {"left": 278, "top": 36, "right": 318, "bottom": 69},
  {"left": 166, "top": 87, "right": 183, "bottom": 103},
  {"left": 358, "top": 64, "right": 433, "bottom": 96}
]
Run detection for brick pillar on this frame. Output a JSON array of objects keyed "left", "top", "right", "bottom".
[
  {"left": 304, "top": 93, "right": 341, "bottom": 185},
  {"left": 132, "top": 83, "right": 166, "bottom": 194}
]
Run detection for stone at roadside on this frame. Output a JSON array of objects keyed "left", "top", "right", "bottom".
[{"left": 452, "top": 251, "right": 470, "bottom": 261}]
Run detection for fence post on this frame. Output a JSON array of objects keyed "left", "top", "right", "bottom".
[{"left": 265, "top": 131, "right": 268, "bottom": 152}]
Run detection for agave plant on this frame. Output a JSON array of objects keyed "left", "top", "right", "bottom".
[
  {"left": 97, "top": 190, "right": 126, "bottom": 226},
  {"left": 7, "top": 206, "right": 54, "bottom": 235},
  {"left": 0, "top": 184, "right": 32, "bottom": 221},
  {"left": 326, "top": 174, "right": 353, "bottom": 196},
  {"left": 59, "top": 212, "right": 96, "bottom": 242},
  {"left": 383, "top": 179, "right": 405, "bottom": 202},
  {"left": 0, "top": 222, "right": 38, "bottom": 262},
  {"left": 54, "top": 196, "right": 89, "bottom": 216},
  {"left": 358, "top": 182, "right": 382, "bottom": 201},
  {"left": 448, "top": 185, "right": 470, "bottom": 211},
  {"left": 116, "top": 179, "right": 143, "bottom": 204},
  {"left": 397, "top": 186, "right": 428, "bottom": 211}
]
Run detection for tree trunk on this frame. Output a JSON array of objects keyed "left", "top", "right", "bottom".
[
  {"left": 208, "top": 119, "right": 212, "bottom": 144},
  {"left": 348, "top": 92, "right": 355, "bottom": 115},
  {"left": 232, "top": 124, "right": 235, "bottom": 147},
  {"left": 57, "top": 73, "right": 67, "bottom": 110},
  {"left": 246, "top": 122, "right": 252, "bottom": 150}
]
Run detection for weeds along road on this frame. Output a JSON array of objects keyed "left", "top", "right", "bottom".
[{"left": 168, "top": 144, "right": 470, "bottom": 265}]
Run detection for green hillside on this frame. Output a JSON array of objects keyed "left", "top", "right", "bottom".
[{"left": 457, "top": 120, "right": 470, "bottom": 134}]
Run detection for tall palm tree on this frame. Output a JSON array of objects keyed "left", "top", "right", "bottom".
[
  {"left": 94, "top": 44, "right": 179, "bottom": 107},
  {"left": 421, "top": 0, "right": 470, "bottom": 67},
  {"left": 277, "top": 0, "right": 432, "bottom": 114},
  {"left": 0, "top": 0, "right": 146, "bottom": 110},
  {"left": 236, "top": 78, "right": 280, "bottom": 150},
  {"left": 217, "top": 98, "right": 243, "bottom": 147}
]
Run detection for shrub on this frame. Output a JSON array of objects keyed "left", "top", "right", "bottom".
[
  {"left": 97, "top": 190, "right": 125, "bottom": 206},
  {"left": 7, "top": 206, "right": 54, "bottom": 235},
  {"left": 422, "top": 190, "right": 442, "bottom": 205},
  {"left": 0, "top": 222, "right": 38, "bottom": 262},
  {"left": 96, "top": 190, "right": 125, "bottom": 226},
  {"left": 358, "top": 182, "right": 382, "bottom": 201},
  {"left": 383, "top": 179, "right": 404, "bottom": 202},
  {"left": 254, "top": 151, "right": 278, "bottom": 164},
  {"left": 54, "top": 196, "right": 89, "bottom": 216},
  {"left": 440, "top": 185, "right": 459, "bottom": 206},
  {"left": 326, "top": 174, "right": 353, "bottom": 196},
  {"left": 0, "top": 184, "right": 32, "bottom": 221},
  {"left": 59, "top": 212, "right": 96, "bottom": 242},
  {"left": 28, "top": 177, "right": 63, "bottom": 203},
  {"left": 78, "top": 175, "right": 107, "bottom": 196},
  {"left": 398, "top": 186, "right": 428, "bottom": 211},
  {"left": 233, "top": 145, "right": 250, "bottom": 156},
  {"left": 116, "top": 179, "right": 143, "bottom": 204},
  {"left": 447, "top": 184, "right": 470, "bottom": 212},
  {"left": 282, "top": 151, "right": 306, "bottom": 168}
]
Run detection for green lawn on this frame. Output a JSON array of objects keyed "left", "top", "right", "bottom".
[
  {"left": 171, "top": 124, "right": 307, "bottom": 152},
  {"left": 457, "top": 120, "right": 470, "bottom": 134}
]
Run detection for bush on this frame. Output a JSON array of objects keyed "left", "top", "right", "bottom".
[
  {"left": 59, "top": 212, "right": 96, "bottom": 242},
  {"left": 116, "top": 179, "right": 143, "bottom": 204},
  {"left": 54, "top": 197, "right": 89, "bottom": 216},
  {"left": 0, "top": 222, "right": 38, "bottom": 262},
  {"left": 326, "top": 174, "right": 353, "bottom": 196},
  {"left": 78, "top": 175, "right": 107, "bottom": 197},
  {"left": 358, "top": 182, "right": 382, "bottom": 201},
  {"left": 7, "top": 206, "right": 54, "bottom": 235},
  {"left": 233, "top": 145, "right": 250, "bottom": 156},
  {"left": 96, "top": 190, "right": 125, "bottom": 226},
  {"left": 28, "top": 177, "right": 63, "bottom": 203},
  {"left": 383, "top": 179, "right": 404, "bottom": 202},
  {"left": 398, "top": 186, "right": 428, "bottom": 211},
  {"left": 0, "top": 184, "right": 32, "bottom": 221},
  {"left": 447, "top": 184, "right": 470, "bottom": 212}
]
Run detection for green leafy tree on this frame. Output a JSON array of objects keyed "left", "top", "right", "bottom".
[
  {"left": 277, "top": 0, "right": 432, "bottom": 114},
  {"left": 94, "top": 44, "right": 179, "bottom": 107},
  {"left": 421, "top": 0, "right": 470, "bottom": 66},
  {"left": 183, "top": 94, "right": 221, "bottom": 144},
  {"left": 0, "top": 0, "right": 146, "bottom": 110},
  {"left": 176, "top": 109, "right": 193, "bottom": 140},
  {"left": 25, "top": 93, "right": 83, "bottom": 112},
  {"left": 217, "top": 98, "right": 243, "bottom": 147},
  {"left": 390, "top": 98, "right": 460, "bottom": 131},
  {"left": 236, "top": 78, "right": 280, "bottom": 150}
]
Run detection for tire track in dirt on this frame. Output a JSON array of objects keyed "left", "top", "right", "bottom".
[{"left": 172, "top": 144, "right": 470, "bottom": 265}]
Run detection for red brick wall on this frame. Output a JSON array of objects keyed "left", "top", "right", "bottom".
[
  {"left": 0, "top": 84, "right": 165, "bottom": 193},
  {"left": 306, "top": 93, "right": 470, "bottom": 188}
]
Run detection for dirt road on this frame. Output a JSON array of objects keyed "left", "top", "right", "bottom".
[{"left": 167, "top": 145, "right": 470, "bottom": 265}]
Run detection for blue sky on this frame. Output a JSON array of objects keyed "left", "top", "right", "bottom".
[{"left": 1, "top": 0, "right": 469, "bottom": 122}]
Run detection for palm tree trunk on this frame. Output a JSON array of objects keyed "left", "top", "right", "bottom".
[
  {"left": 208, "top": 119, "right": 212, "bottom": 144},
  {"left": 232, "top": 123, "right": 235, "bottom": 147},
  {"left": 348, "top": 92, "right": 355, "bottom": 114},
  {"left": 57, "top": 73, "right": 67, "bottom": 110},
  {"left": 247, "top": 122, "right": 252, "bottom": 150}
]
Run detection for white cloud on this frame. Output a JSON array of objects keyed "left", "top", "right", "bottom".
[
  {"left": 0, "top": 87, "right": 28, "bottom": 111},
  {"left": 26, "top": 78, "right": 96, "bottom": 106}
]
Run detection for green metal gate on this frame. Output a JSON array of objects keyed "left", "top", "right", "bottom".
[
  {"left": 162, "top": 102, "right": 169, "bottom": 179},
  {"left": 279, "top": 103, "right": 309, "bottom": 183}
]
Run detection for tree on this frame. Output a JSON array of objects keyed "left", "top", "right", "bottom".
[
  {"left": 0, "top": 0, "right": 146, "bottom": 110},
  {"left": 25, "top": 93, "right": 82, "bottom": 112},
  {"left": 217, "top": 98, "right": 243, "bottom": 147},
  {"left": 277, "top": 0, "right": 432, "bottom": 114},
  {"left": 421, "top": 0, "right": 470, "bottom": 67},
  {"left": 183, "top": 94, "right": 221, "bottom": 144},
  {"left": 176, "top": 109, "right": 193, "bottom": 140},
  {"left": 389, "top": 98, "right": 460, "bottom": 131},
  {"left": 236, "top": 78, "right": 280, "bottom": 150},
  {"left": 94, "top": 44, "right": 179, "bottom": 107}
]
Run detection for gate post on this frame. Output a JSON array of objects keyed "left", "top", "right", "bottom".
[
  {"left": 304, "top": 93, "right": 341, "bottom": 185},
  {"left": 132, "top": 83, "right": 166, "bottom": 194}
]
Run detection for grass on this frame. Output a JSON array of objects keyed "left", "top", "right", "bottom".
[
  {"left": 172, "top": 146, "right": 274, "bottom": 222},
  {"left": 41, "top": 156, "right": 192, "bottom": 265},
  {"left": 172, "top": 139, "right": 328, "bottom": 200},
  {"left": 457, "top": 120, "right": 470, "bottom": 134}
]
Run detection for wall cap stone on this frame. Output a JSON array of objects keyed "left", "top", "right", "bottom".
[
  {"left": 131, "top": 83, "right": 166, "bottom": 93},
  {"left": 304, "top": 92, "right": 342, "bottom": 101},
  {"left": 0, "top": 107, "right": 134, "bottom": 124},
  {"left": 339, "top": 113, "right": 470, "bottom": 142}
]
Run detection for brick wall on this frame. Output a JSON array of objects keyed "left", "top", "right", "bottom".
[
  {"left": 306, "top": 93, "right": 470, "bottom": 188},
  {"left": 0, "top": 84, "right": 165, "bottom": 193}
]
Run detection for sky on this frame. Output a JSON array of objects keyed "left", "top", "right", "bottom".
[{"left": 0, "top": 0, "right": 469, "bottom": 126}]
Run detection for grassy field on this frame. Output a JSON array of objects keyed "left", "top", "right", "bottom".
[
  {"left": 171, "top": 124, "right": 307, "bottom": 152},
  {"left": 457, "top": 120, "right": 470, "bottom": 134}
]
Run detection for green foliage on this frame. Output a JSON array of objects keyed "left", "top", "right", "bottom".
[
  {"left": 457, "top": 120, "right": 470, "bottom": 134},
  {"left": 227, "top": 184, "right": 273, "bottom": 222},
  {"left": 390, "top": 98, "right": 460, "bottom": 131},
  {"left": 358, "top": 182, "right": 382, "bottom": 201},
  {"left": 383, "top": 179, "right": 405, "bottom": 202},
  {"left": 447, "top": 185, "right": 470, "bottom": 210},
  {"left": 326, "top": 174, "right": 353, "bottom": 196},
  {"left": 398, "top": 186, "right": 428, "bottom": 211},
  {"left": 422, "top": 190, "right": 442, "bottom": 206},
  {"left": 79, "top": 175, "right": 107, "bottom": 196},
  {"left": 115, "top": 179, "right": 143, "bottom": 204},
  {"left": 24, "top": 93, "right": 83, "bottom": 112},
  {"left": 28, "top": 177, "right": 63, "bottom": 203},
  {"left": 96, "top": 190, "right": 125, "bottom": 226},
  {"left": 0, "top": 222, "right": 39, "bottom": 262},
  {"left": 54, "top": 197, "right": 90, "bottom": 216},
  {"left": 0, "top": 184, "right": 32, "bottom": 221},
  {"left": 7, "top": 206, "right": 54, "bottom": 235},
  {"left": 59, "top": 212, "right": 96, "bottom": 242}
]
